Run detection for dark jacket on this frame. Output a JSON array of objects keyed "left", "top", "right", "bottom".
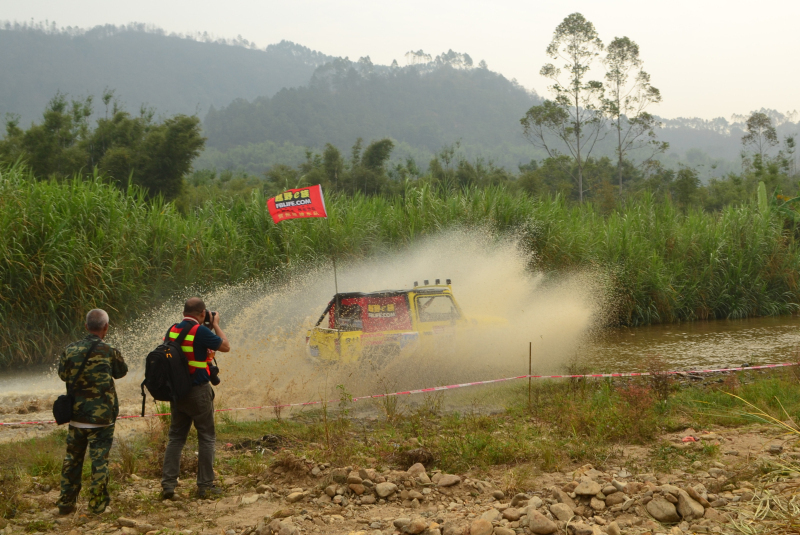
[{"left": 58, "top": 334, "right": 128, "bottom": 425}]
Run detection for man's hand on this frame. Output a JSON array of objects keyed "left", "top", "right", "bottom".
[{"left": 211, "top": 312, "right": 230, "bottom": 352}]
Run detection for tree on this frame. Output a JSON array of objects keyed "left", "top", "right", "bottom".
[
  {"left": 603, "top": 36, "right": 667, "bottom": 195},
  {"left": 742, "top": 111, "right": 778, "bottom": 162},
  {"left": 0, "top": 91, "right": 205, "bottom": 199},
  {"left": 521, "top": 13, "right": 605, "bottom": 202}
]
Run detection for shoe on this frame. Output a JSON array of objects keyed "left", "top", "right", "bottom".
[
  {"left": 196, "top": 486, "right": 222, "bottom": 499},
  {"left": 161, "top": 489, "right": 176, "bottom": 501},
  {"left": 57, "top": 505, "right": 75, "bottom": 515}
]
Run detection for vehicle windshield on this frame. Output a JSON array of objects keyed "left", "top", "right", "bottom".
[{"left": 416, "top": 295, "right": 459, "bottom": 323}]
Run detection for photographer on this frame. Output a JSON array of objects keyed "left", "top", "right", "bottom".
[{"left": 161, "top": 297, "right": 230, "bottom": 500}]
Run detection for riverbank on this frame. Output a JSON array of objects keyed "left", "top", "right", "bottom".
[
  {"left": 5, "top": 164, "right": 800, "bottom": 368},
  {"left": 1, "top": 368, "right": 799, "bottom": 534}
]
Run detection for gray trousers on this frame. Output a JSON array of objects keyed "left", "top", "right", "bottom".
[{"left": 161, "top": 382, "right": 215, "bottom": 492}]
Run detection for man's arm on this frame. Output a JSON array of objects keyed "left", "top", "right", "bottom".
[
  {"left": 57, "top": 350, "right": 69, "bottom": 382},
  {"left": 212, "top": 313, "right": 230, "bottom": 352},
  {"left": 110, "top": 347, "right": 128, "bottom": 379}
]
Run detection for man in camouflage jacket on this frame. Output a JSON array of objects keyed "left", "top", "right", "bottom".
[{"left": 56, "top": 309, "right": 128, "bottom": 515}]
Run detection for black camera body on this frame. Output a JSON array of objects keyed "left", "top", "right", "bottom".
[
  {"left": 203, "top": 310, "right": 217, "bottom": 329},
  {"left": 209, "top": 364, "right": 221, "bottom": 386}
]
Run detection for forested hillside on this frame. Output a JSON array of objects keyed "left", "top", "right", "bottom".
[{"left": 0, "top": 22, "right": 331, "bottom": 125}]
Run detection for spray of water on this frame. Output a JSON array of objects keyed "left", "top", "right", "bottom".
[{"left": 0, "top": 229, "right": 606, "bottom": 417}]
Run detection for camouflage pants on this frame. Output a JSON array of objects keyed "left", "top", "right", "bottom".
[{"left": 56, "top": 424, "right": 115, "bottom": 514}]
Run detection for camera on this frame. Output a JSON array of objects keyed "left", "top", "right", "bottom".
[
  {"left": 203, "top": 310, "right": 217, "bottom": 329},
  {"left": 209, "top": 364, "right": 221, "bottom": 386}
]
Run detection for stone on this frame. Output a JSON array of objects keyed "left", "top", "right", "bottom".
[
  {"left": 611, "top": 480, "right": 627, "bottom": 493},
  {"left": 510, "top": 493, "right": 529, "bottom": 507},
  {"left": 646, "top": 496, "right": 680, "bottom": 523},
  {"left": 376, "top": 482, "right": 398, "bottom": 498},
  {"left": 408, "top": 463, "right": 427, "bottom": 476},
  {"left": 325, "top": 485, "right": 337, "bottom": 497},
  {"left": 551, "top": 487, "right": 577, "bottom": 509},
  {"left": 528, "top": 496, "right": 543, "bottom": 509},
  {"left": 442, "top": 524, "right": 463, "bottom": 535},
  {"left": 491, "top": 490, "right": 505, "bottom": 501},
  {"left": 122, "top": 528, "right": 138, "bottom": 535},
  {"left": 606, "top": 521, "right": 621, "bottom": 535},
  {"left": 407, "top": 518, "right": 428, "bottom": 534},
  {"left": 704, "top": 508, "right": 730, "bottom": 523},
  {"left": 768, "top": 444, "right": 783, "bottom": 454},
  {"left": 602, "top": 485, "right": 617, "bottom": 495},
  {"left": 137, "top": 524, "right": 155, "bottom": 534},
  {"left": 573, "top": 479, "right": 602, "bottom": 496},
  {"left": 566, "top": 524, "right": 594, "bottom": 535},
  {"left": 605, "top": 493, "right": 626, "bottom": 506},
  {"left": 589, "top": 497, "right": 605, "bottom": 511},
  {"left": 393, "top": 519, "right": 411, "bottom": 530},
  {"left": 118, "top": 519, "right": 138, "bottom": 528},
  {"left": 495, "top": 528, "right": 515, "bottom": 535},
  {"left": 469, "top": 518, "right": 492, "bottom": 535},
  {"left": 502, "top": 507, "right": 522, "bottom": 521},
  {"left": 348, "top": 473, "right": 363, "bottom": 485},
  {"left": 676, "top": 489, "right": 704, "bottom": 520},
  {"left": 686, "top": 486, "right": 710, "bottom": 507},
  {"left": 349, "top": 484, "right": 366, "bottom": 495},
  {"left": 527, "top": 511, "right": 557, "bottom": 534},
  {"left": 241, "top": 494, "right": 260, "bottom": 505},
  {"left": 286, "top": 492, "right": 304, "bottom": 503},
  {"left": 332, "top": 469, "right": 348, "bottom": 483},
  {"left": 361, "top": 495, "right": 376, "bottom": 505},
  {"left": 311, "top": 466, "right": 321, "bottom": 477},
  {"left": 480, "top": 508, "right": 500, "bottom": 522},
  {"left": 549, "top": 503, "right": 574, "bottom": 522},
  {"left": 438, "top": 475, "right": 462, "bottom": 487}
]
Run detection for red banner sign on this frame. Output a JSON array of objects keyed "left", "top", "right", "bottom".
[{"left": 267, "top": 185, "right": 328, "bottom": 224}]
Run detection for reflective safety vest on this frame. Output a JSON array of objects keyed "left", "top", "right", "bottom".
[{"left": 168, "top": 323, "right": 212, "bottom": 374}]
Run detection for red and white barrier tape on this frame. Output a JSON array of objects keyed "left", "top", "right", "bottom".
[{"left": 2, "top": 362, "right": 796, "bottom": 427}]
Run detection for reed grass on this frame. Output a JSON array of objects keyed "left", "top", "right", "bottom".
[{"left": 3, "top": 165, "right": 800, "bottom": 367}]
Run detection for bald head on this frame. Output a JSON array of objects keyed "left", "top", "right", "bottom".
[{"left": 184, "top": 297, "right": 205, "bottom": 317}]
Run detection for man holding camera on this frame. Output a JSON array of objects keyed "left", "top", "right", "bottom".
[{"left": 161, "top": 297, "right": 230, "bottom": 500}]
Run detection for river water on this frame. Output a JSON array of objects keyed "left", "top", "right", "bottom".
[{"left": 2, "top": 315, "right": 798, "bottom": 405}]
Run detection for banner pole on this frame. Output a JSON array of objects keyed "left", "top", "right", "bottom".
[{"left": 325, "top": 216, "right": 342, "bottom": 355}]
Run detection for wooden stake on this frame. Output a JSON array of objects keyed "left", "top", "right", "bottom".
[{"left": 528, "top": 341, "right": 532, "bottom": 410}]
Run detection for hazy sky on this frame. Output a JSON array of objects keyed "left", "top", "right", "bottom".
[{"left": 3, "top": 0, "right": 798, "bottom": 120}]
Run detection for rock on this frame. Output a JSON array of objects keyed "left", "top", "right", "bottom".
[
  {"left": 606, "top": 521, "right": 621, "bottom": 535},
  {"left": 646, "top": 496, "right": 680, "bottom": 523},
  {"left": 685, "top": 486, "right": 710, "bottom": 507},
  {"left": 566, "top": 524, "right": 594, "bottom": 535},
  {"left": 361, "top": 495, "right": 376, "bottom": 505},
  {"left": 768, "top": 444, "right": 783, "bottom": 454},
  {"left": 137, "top": 524, "right": 155, "bottom": 534},
  {"left": 602, "top": 485, "right": 617, "bottom": 495},
  {"left": 438, "top": 474, "right": 462, "bottom": 487},
  {"left": 549, "top": 503, "right": 573, "bottom": 521},
  {"left": 118, "top": 519, "right": 138, "bottom": 528},
  {"left": 408, "top": 463, "right": 427, "bottom": 477},
  {"left": 491, "top": 490, "right": 505, "bottom": 501},
  {"left": 406, "top": 518, "right": 428, "bottom": 534},
  {"left": 376, "top": 482, "right": 398, "bottom": 498},
  {"left": 286, "top": 492, "right": 304, "bottom": 503},
  {"left": 122, "top": 528, "right": 138, "bottom": 535},
  {"left": 311, "top": 466, "right": 321, "bottom": 477},
  {"left": 510, "top": 493, "right": 529, "bottom": 507},
  {"left": 275, "top": 521, "right": 298, "bottom": 535},
  {"left": 611, "top": 480, "right": 627, "bottom": 493},
  {"left": 241, "top": 493, "right": 261, "bottom": 505},
  {"left": 349, "top": 483, "right": 366, "bottom": 495},
  {"left": 442, "top": 523, "right": 464, "bottom": 535},
  {"left": 574, "top": 479, "right": 602, "bottom": 496},
  {"left": 480, "top": 508, "right": 500, "bottom": 522},
  {"left": 468, "top": 518, "right": 492, "bottom": 535},
  {"left": 527, "top": 511, "right": 558, "bottom": 534},
  {"left": 676, "top": 489, "right": 704, "bottom": 520},
  {"left": 332, "top": 469, "right": 348, "bottom": 483},
  {"left": 502, "top": 507, "right": 522, "bottom": 521},
  {"left": 394, "top": 519, "right": 411, "bottom": 530},
  {"left": 495, "top": 528, "right": 515, "bottom": 535},
  {"left": 325, "top": 484, "right": 337, "bottom": 497},
  {"left": 605, "top": 493, "right": 626, "bottom": 506},
  {"left": 551, "top": 487, "right": 577, "bottom": 509},
  {"left": 348, "top": 473, "right": 363, "bottom": 485},
  {"left": 704, "top": 508, "right": 730, "bottom": 523},
  {"left": 589, "top": 497, "right": 605, "bottom": 511}
]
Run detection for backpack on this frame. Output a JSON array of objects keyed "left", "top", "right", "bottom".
[{"left": 140, "top": 324, "right": 193, "bottom": 416}]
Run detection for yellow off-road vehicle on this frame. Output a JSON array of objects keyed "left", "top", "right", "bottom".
[{"left": 306, "top": 279, "right": 503, "bottom": 366}]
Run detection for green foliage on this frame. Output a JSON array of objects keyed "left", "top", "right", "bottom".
[{"left": 0, "top": 91, "right": 205, "bottom": 199}]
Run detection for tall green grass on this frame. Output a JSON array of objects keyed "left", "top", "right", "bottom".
[{"left": 2, "top": 165, "right": 800, "bottom": 367}]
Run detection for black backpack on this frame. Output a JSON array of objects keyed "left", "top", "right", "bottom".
[{"left": 140, "top": 324, "right": 193, "bottom": 416}]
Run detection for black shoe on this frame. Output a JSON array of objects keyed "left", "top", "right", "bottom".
[
  {"left": 161, "top": 489, "right": 176, "bottom": 501},
  {"left": 196, "top": 486, "right": 222, "bottom": 499},
  {"left": 57, "top": 505, "right": 75, "bottom": 515}
]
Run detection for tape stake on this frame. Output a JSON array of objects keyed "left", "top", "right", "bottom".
[{"left": 1, "top": 362, "right": 796, "bottom": 427}]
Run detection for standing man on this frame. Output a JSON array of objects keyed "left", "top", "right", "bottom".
[
  {"left": 57, "top": 309, "right": 128, "bottom": 515},
  {"left": 161, "top": 297, "right": 230, "bottom": 500}
]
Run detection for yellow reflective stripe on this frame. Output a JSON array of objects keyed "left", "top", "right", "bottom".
[
  {"left": 169, "top": 332, "right": 178, "bottom": 339},
  {"left": 184, "top": 335, "right": 194, "bottom": 341},
  {"left": 181, "top": 346, "right": 193, "bottom": 352},
  {"left": 188, "top": 361, "right": 208, "bottom": 368}
]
